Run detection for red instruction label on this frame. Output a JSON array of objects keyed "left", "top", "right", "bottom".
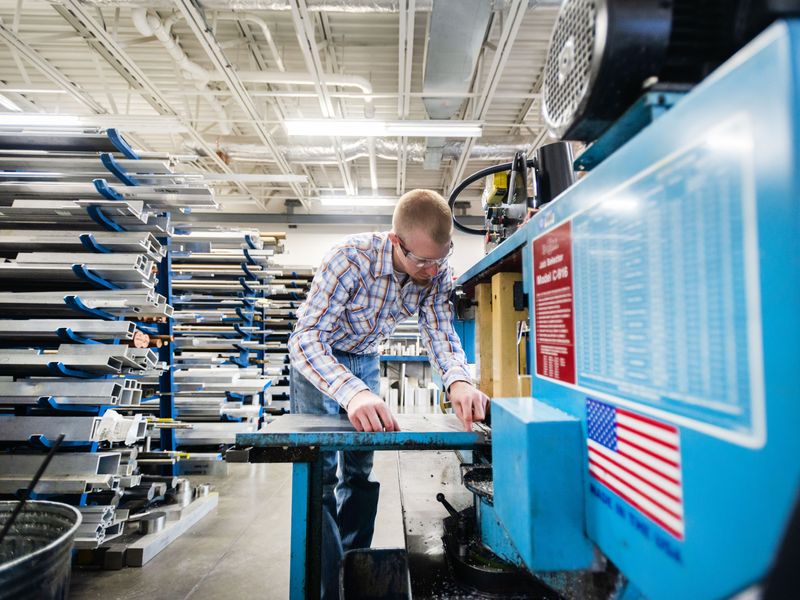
[{"left": 532, "top": 221, "right": 576, "bottom": 384}]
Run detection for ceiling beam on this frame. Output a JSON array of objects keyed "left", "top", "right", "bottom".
[
  {"left": 288, "top": 0, "right": 356, "bottom": 195},
  {"left": 396, "top": 0, "right": 415, "bottom": 196},
  {"left": 182, "top": 212, "right": 485, "bottom": 226},
  {"left": 0, "top": 22, "right": 107, "bottom": 114},
  {"left": 51, "top": 0, "right": 256, "bottom": 199},
  {"left": 173, "top": 0, "right": 309, "bottom": 209},
  {"left": 445, "top": 0, "right": 528, "bottom": 195}
]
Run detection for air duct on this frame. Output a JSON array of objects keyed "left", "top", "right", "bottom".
[
  {"left": 215, "top": 137, "right": 535, "bottom": 163},
  {"left": 82, "top": 1, "right": 561, "bottom": 12},
  {"left": 422, "top": 0, "right": 492, "bottom": 120},
  {"left": 420, "top": 0, "right": 492, "bottom": 170},
  {"left": 131, "top": 8, "right": 232, "bottom": 134}
]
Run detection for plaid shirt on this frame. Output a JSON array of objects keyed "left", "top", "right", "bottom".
[{"left": 288, "top": 232, "right": 472, "bottom": 408}]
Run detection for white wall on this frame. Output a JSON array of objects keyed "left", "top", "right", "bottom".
[{"left": 272, "top": 224, "right": 485, "bottom": 277}]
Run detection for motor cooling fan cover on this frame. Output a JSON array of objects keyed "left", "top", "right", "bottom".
[{"left": 541, "top": 0, "right": 672, "bottom": 141}]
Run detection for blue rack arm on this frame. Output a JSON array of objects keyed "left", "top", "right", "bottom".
[
  {"left": 243, "top": 248, "right": 259, "bottom": 266},
  {"left": 239, "top": 277, "right": 256, "bottom": 295},
  {"left": 38, "top": 396, "right": 108, "bottom": 415},
  {"left": 240, "top": 261, "right": 259, "bottom": 282},
  {"left": 235, "top": 306, "right": 255, "bottom": 321},
  {"left": 93, "top": 178, "right": 125, "bottom": 200},
  {"left": 229, "top": 355, "right": 249, "bottom": 369},
  {"left": 107, "top": 128, "right": 140, "bottom": 160},
  {"left": 226, "top": 391, "right": 247, "bottom": 403},
  {"left": 134, "top": 322, "right": 160, "bottom": 336},
  {"left": 63, "top": 295, "right": 122, "bottom": 321},
  {"left": 233, "top": 324, "right": 252, "bottom": 339},
  {"left": 71, "top": 264, "right": 120, "bottom": 290},
  {"left": 244, "top": 234, "right": 258, "bottom": 250},
  {"left": 85, "top": 205, "right": 127, "bottom": 232},
  {"left": 100, "top": 152, "right": 140, "bottom": 186},
  {"left": 47, "top": 361, "right": 105, "bottom": 379},
  {"left": 79, "top": 233, "right": 112, "bottom": 254},
  {"left": 56, "top": 327, "right": 103, "bottom": 345},
  {"left": 156, "top": 236, "right": 176, "bottom": 457},
  {"left": 28, "top": 434, "right": 96, "bottom": 450}
]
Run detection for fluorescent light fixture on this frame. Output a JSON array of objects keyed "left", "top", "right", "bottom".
[
  {"left": 0, "top": 112, "right": 186, "bottom": 133},
  {"left": 318, "top": 196, "right": 397, "bottom": 207},
  {"left": 0, "top": 95, "right": 22, "bottom": 112},
  {"left": 202, "top": 173, "right": 308, "bottom": 183},
  {"left": 0, "top": 113, "right": 83, "bottom": 127},
  {"left": 284, "top": 119, "right": 483, "bottom": 138}
]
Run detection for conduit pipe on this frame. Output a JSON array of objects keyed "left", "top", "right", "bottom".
[{"left": 131, "top": 8, "right": 232, "bottom": 134}]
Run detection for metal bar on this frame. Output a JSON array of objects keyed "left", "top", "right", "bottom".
[
  {"left": 0, "top": 181, "right": 217, "bottom": 209},
  {"left": 124, "top": 492, "right": 218, "bottom": 567},
  {"left": 0, "top": 230, "right": 164, "bottom": 258},
  {"left": 0, "top": 475, "right": 117, "bottom": 494},
  {"left": 0, "top": 320, "right": 135, "bottom": 341},
  {"left": 236, "top": 414, "right": 485, "bottom": 450},
  {"left": 0, "top": 379, "right": 123, "bottom": 403},
  {"left": 0, "top": 452, "right": 120, "bottom": 476},
  {"left": 0, "top": 416, "right": 100, "bottom": 442},
  {"left": 0, "top": 350, "right": 122, "bottom": 375},
  {"left": 290, "top": 462, "right": 311, "bottom": 600}
]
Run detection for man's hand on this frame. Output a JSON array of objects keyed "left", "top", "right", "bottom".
[
  {"left": 448, "top": 381, "right": 489, "bottom": 431},
  {"left": 347, "top": 390, "right": 400, "bottom": 432}
]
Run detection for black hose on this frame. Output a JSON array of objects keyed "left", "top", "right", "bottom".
[{"left": 448, "top": 159, "right": 536, "bottom": 235}]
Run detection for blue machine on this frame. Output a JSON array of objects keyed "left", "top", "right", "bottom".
[{"left": 456, "top": 20, "right": 800, "bottom": 600}]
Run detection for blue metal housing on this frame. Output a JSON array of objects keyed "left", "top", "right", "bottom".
[
  {"left": 458, "top": 21, "right": 800, "bottom": 600},
  {"left": 492, "top": 397, "right": 593, "bottom": 570}
]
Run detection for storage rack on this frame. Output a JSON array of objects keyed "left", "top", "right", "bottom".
[
  {"left": 254, "top": 262, "right": 314, "bottom": 412},
  {"left": 0, "top": 126, "right": 218, "bottom": 564},
  {"left": 166, "top": 228, "right": 313, "bottom": 469}
]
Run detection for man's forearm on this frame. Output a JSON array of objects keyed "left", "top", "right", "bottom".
[{"left": 288, "top": 331, "right": 369, "bottom": 407}]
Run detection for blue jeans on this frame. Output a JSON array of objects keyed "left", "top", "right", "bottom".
[{"left": 289, "top": 350, "right": 381, "bottom": 600}]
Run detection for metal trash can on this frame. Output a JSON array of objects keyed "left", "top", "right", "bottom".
[
  {"left": 0, "top": 500, "right": 82, "bottom": 600},
  {"left": 340, "top": 548, "right": 412, "bottom": 600}
]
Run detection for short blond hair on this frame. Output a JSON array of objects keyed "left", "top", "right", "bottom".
[{"left": 392, "top": 189, "right": 453, "bottom": 245}]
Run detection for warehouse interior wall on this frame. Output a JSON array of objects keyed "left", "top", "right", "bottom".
[{"left": 271, "top": 224, "right": 486, "bottom": 277}]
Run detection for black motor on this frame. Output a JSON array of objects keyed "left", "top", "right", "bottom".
[{"left": 542, "top": 0, "right": 800, "bottom": 142}]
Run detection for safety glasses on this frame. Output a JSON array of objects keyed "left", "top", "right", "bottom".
[{"left": 397, "top": 238, "right": 453, "bottom": 268}]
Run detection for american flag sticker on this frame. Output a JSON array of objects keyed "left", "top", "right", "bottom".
[{"left": 586, "top": 398, "right": 684, "bottom": 540}]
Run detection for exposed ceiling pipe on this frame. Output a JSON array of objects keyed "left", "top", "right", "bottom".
[
  {"left": 131, "top": 8, "right": 232, "bottom": 135},
  {"left": 219, "top": 137, "right": 535, "bottom": 162},
  {"left": 367, "top": 137, "right": 379, "bottom": 192},
  {"left": 210, "top": 70, "right": 375, "bottom": 117},
  {"left": 81, "top": 1, "right": 561, "bottom": 12},
  {"left": 217, "top": 13, "right": 287, "bottom": 71},
  {"left": 157, "top": 9, "right": 374, "bottom": 118}
]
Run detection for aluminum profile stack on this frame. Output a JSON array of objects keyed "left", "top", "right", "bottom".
[
  {"left": 253, "top": 264, "right": 315, "bottom": 410},
  {"left": 168, "top": 227, "right": 314, "bottom": 455},
  {"left": 0, "top": 126, "right": 208, "bottom": 553},
  {"left": 168, "top": 229, "right": 291, "bottom": 455}
]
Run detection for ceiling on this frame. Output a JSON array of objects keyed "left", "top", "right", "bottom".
[{"left": 0, "top": 0, "right": 562, "bottom": 221}]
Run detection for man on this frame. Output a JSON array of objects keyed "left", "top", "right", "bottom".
[{"left": 288, "top": 188, "right": 489, "bottom": 599}]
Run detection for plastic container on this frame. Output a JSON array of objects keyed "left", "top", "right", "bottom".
[
  {"left": 340, "top": 548, "right": 412, "bottom": 600},
  {"left": 0, "top": 500, "right": 82, "bottom": 600}
]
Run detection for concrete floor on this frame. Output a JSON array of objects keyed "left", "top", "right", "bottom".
[{"left": 70, "top": 453, "right": 406, "bottom": 600}]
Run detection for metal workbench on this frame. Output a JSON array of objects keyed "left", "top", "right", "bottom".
[{"left": 233, "top": 413, "right": 486, "bottom": 600}]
